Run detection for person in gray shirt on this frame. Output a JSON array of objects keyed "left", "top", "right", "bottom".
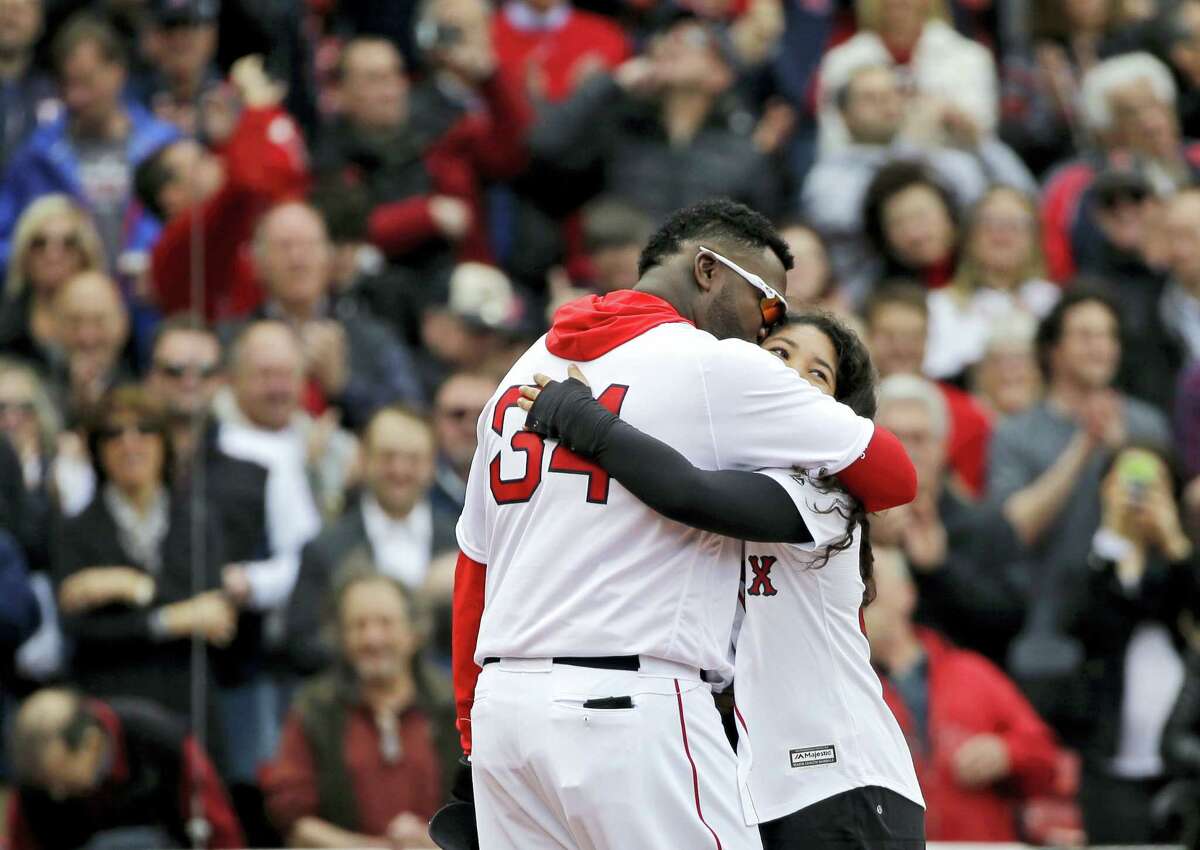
[{"left": 989, "top": 288, "right": 1172, "bottom": 590}]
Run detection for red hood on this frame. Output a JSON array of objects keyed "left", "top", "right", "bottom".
[{"left": 546, "top": 290, "right": 692, "bottom": 361}]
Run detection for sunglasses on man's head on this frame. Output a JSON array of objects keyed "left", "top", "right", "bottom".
[
  {"left": 697, "top": 246, "right": 788, "bottom": 334},
  {"left": 154, "top": 360, "right": 219, "bottom": 380},
  {"left": 30, "top": 233, "right": 81, "bottom": 253},
  {"left": 97, "top": 422, "right": 157, "bottom": 442}
]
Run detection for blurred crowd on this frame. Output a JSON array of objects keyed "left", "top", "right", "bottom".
[{"left": 2, "top": 0, "right": 1200, "bottom": 846}]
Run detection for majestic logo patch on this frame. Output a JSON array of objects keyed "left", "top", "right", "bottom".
[
  {"left": 790, "top": 745, "right": 837, "bottom": 768},
  {"left": 746, "top": 555, "right": 778, "bottom": 596}
]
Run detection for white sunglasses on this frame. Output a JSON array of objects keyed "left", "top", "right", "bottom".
[{"left": 697, "top": 246, "right": 788, "bottom": 332}]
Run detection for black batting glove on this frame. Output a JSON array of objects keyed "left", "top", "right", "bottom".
[{"left": 524, "top": 377, "right": 618, "bottom": 457}]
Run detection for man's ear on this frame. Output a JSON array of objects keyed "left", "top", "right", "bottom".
[{"left": 693, "top": 251, "right": 718, "bottom": 293}]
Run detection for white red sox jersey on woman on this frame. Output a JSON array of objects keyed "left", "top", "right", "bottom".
[
  {"left": 734, "top": 470, "right": 924, "bottom": 826},
  {"left": 454, "top": 291, "right": 875, "bottom": 850}
]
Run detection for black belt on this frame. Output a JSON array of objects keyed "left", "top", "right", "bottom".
[{"left": 482, "top": 656, "right": 640, "bottom": 671}]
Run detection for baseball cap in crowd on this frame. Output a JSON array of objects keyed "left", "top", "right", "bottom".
[
  {"left": 447, "top": 263, "right": 528, "bottom": 335},
  {"left": 149, "top": 0, "right": 219, "bottom": 27}
]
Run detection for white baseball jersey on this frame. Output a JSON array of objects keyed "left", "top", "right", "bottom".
[
  {"left": 734, "top": 469, "right": 924, "bottom": 825},
  {"left": 456, "top": 321, "right": 874, "bottom": 682}
]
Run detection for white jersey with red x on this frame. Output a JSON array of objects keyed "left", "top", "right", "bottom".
[{"left": 733, "top": 469, "right": 924, "bottom": 826}]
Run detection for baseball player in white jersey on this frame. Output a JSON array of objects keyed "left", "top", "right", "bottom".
[
  {"left": 519, "top": 312, "right": 925, "bottom": 848},
  {"left": 451, "top": 201, "right": 917, "bottom": 850}
]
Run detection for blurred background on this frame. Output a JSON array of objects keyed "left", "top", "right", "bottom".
[{"left": 3, "top": 0, "right": 1200, "bottom": 845}]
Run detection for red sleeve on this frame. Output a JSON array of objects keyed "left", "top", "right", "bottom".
[
  {"left": 7, "top": 793, "right": 38, "bottom": 850},
  {"left": 218, "top": 106, "right": 310, "bottom": 199},
  {"left": 179, "top": 736, "right": 245, "bottom": 849},
  {"left": 940, "top": 384, "right": 992, "bottom": 499},
  {"left": 367, "top": 196, "right": 442, "bottom": 258},
  {"left": 260, "top": 712, "right": 322, "bottom": 836},
  {"left": 1040, "top": 162, "right": 1094, "bottom": 283},
  {"left": 985, "top": 669, "right": 1061, "bottom": 797},
  {"left": 149, "top": 106, "right": 307, "bottom": 322},
  {"left": 453, "top": 550, "right": 487, "bottom": 755},
  {"left": 837, "top": 426, "right": 918, "bottom": 513}
]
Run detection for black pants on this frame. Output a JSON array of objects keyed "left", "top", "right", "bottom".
[{"left": 758, "top": 786, "right": 926, "bottom": 850}]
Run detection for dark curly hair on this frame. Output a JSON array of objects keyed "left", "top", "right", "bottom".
[
  {"left": 780, "top": 310, "right": 880, "bottom": 605},
  {"left": 861, "top": 160, "right": 959, "bottom": 275},
  {"left": 637, "top": 198, "right": 794, "bottom": 278}
]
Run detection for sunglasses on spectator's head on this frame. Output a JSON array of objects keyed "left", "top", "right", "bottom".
[
  {"left": 154, "top": 360, "right": 219, "bottom": 380},
  {"left": 0, "top": 400, "right": 34, "bottom": 416},
  {"left": 97, "top": 422, "right": 157, "bottom": 442},
  {"left": 30, "top": 233, "right": 81, "bottom": 253},
  {"left": 696, "top": 246, "right": 788, "bottom": 335}
]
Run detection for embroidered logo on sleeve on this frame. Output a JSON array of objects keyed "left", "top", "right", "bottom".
[{"left": 790, "top": 745, "right": 837, "bottom": 768}]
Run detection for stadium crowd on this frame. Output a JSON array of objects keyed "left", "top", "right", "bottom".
[{"left": 2, "top": 0, "right": 1200, "bottom": 845}]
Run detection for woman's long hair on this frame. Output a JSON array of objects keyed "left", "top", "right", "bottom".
[
  {"left": 948, "top": 185, "right": 1046, "bottom": 304},
  {"left": 784, "top": 311, "right": 880, "bottom": 605}
]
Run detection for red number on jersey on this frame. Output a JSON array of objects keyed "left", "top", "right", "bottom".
[
  {"left": 488, "top": 383, "right": 630, "bottom": 505},
  {"left": 489, "top": 386, "right": 544, "bottom": 504},
  {"left": 547, "top": 384, "right": 629, "bottom": 503}
]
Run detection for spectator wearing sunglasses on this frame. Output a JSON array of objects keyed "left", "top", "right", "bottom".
[
  {"left": 431, "top": 370, "right": 497, "bottom": 517},
  {"left": 52, "top": 385, "right": 236, "bottom": 727},
  {"left": 0, "top": 195, "right": 105, "bottom": 372}
]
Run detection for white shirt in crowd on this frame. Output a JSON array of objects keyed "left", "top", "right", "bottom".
[
  {"left": 217, "top": 403, "right": 323, "bottom": 612},
  {"left": 457, "top": 322, "right": 875, "bottom": 681},
  {"left": 924, "top": 279, "right": 1060, "bottom": 379},
  {"left": 734, "top": 469, "right": 923, "bottom": 824},
  {"left": 361, "top": 493, "right": 434, "bottom": 589}
]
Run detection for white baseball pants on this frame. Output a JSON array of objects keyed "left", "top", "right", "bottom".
[{"left": 470, "top": 657, "right": 763, "bottom": 850}]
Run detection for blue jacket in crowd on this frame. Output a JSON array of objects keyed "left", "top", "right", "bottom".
[{"left": 0, "top": 99, "right": 179, "bottom": 277}]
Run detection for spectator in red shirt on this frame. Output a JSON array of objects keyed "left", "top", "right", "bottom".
[
  {"left": 492, "top": 0, "right": 628, "bottom": 103},
  {"left": 263, "top": 569, "right": 457, "bottom": 849},
  {"left": 866, "top": 549, "right": 1062, "bottom": 842},
  {"left": 137, "top": 54, "right": 309, "bottom": 322},
  {"left": 6, "top": 688, "right": 244, "bottom": 850}
]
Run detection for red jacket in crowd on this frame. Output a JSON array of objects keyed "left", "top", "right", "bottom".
[
  {"left": 365, "top": 72, "right": 534, "bottom": 266},
  {"left": 150, "top": 104, "right": 309, "bottom": 322},
  {"left": 881, "top": 628, "right": 1060, "bottom": 842},
  {"left": 492, "top": 3, "right": 629, "bottom": 104}
]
